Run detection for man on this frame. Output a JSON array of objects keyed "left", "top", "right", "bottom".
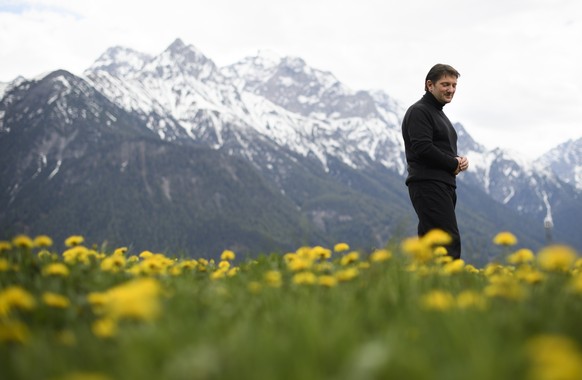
[{"left": 401, "top": 64, "right": 469, "bottom": 259}]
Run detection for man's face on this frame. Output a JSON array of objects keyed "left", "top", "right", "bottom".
[{"left": 427, "top": 75, "right": 457, "bottom": 104}]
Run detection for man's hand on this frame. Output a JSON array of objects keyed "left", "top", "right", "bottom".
[{"left": 454, "top": 156, "right": 469, "bottom": 175}]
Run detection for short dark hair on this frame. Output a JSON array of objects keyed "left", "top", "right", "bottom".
[{"left": 424, "top": 64, "right": 460, "bottom": 91}]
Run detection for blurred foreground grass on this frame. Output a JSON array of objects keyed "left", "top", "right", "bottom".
[{"left": 1, "top": 231, "right": 582, "bottom": 380}]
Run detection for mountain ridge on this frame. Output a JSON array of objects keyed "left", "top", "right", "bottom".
[
  {"left": 1, "top": 38, "right": 581, "bottom": 265},
  {"left": 82, "top": 39, "right": 580, "bottom": 225}
]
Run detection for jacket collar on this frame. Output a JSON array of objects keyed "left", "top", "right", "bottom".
[{"left": 422, "top": 91, "right": 444, "bottom": 111}]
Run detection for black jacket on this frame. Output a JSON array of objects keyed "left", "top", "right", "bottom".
[{"left": 402, "top": 92, "right": 459, "bottom": 187}]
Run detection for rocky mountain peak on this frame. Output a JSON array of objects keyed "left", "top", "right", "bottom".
[
  {"left": 86, "top": 46, "right": 152, "bottom": 78},
  {"left": 147, "top": 38, "right": 218, "bottom": 82}
]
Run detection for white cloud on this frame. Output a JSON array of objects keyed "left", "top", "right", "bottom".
[{"left": 1, "top": 0, "right": 581, "bottom": 159}]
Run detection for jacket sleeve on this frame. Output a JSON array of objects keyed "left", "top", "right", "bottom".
[{"left": 405, "top": 109, "right": 459, "bottom": 172}]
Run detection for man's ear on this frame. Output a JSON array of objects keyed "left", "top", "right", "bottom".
[{"left": 426, "top": 80, "right": 434, "bottom": 92}]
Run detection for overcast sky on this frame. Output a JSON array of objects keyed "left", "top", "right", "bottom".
[{"left": 1, "top": 0, "right": 581, "bottom": 159}]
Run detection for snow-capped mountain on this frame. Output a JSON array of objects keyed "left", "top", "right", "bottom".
[
  {"left": 461, "top": 138, "right": 580, "bottom": 234},
  {"left": 84, "top": 38, "right": 407, "bottom": 174},
  {"left": 1, "top": 38, "right": 581, "bottom": 260},
  {"left": 536, "top": 138, "right": 582, "bottom": 191},
  {"left": 83, "top": 39, "right": 580, "bottom": 220}
]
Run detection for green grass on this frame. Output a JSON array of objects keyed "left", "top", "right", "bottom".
[{"left": 1, "top": 235, "right": 582, "bottom": 380}]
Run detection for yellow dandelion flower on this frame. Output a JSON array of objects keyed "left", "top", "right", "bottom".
[
  {"left": 507, "top": 248, "right": 535, "bottom": 265},
  {"left": 100, "top": 255, "right": 126, "bottom": 273},
  {"left": 526, "top": 334, "right": 582, "bottom": 380},
  {"left": 287, "top": 257, "right": 312, "bottom": 272},
  {"left": 264, "top": 270, "right": 283, "bottom": 288},
  {"left": 0, "top": 286, "right": 36, "bottom": 316},
  {"left": 484, "top": 275, "right": 526, "bottom": 300},
  {"left": 521, "top": 271, "right": 545, "bottom": 284},
  {"left": 198, "top": 258, "right": 209, "bottom": 266},
  {"left": 33, "top": 235, "right": 53, "bottom": 248},
  {"left": 87, "top": 292, "right": 108, "bottom": 315},
  {"left": 515, "top": 265, "right": 545, "bottom": 284},
  {"left": 493, "top": 231, "right": 518, "bottom": 246},
  {"left": 334, "top": 243, "right": 350, "bottom": 252},
  {"left": 0, "top": 319, "right": 30, "bottom": 344},
  {"left": 210, "top": 269, "right": 227, "bottom": 280},
  {"left": 139, "top": 250, "right": 154, "bottom": 259},
  {"left": 294, "top": 247, "right": 313, "bottom": 260},
  {"left": 179, "top": 259, "right": 198, "bottom": 270},
  {"left": 421, "top": 290, "right": 455, "bottom": 311},
  {"left": 227, "top": 267, "right": 239, "bottom": 277},
  {"left": 369, "top": 249, "right": 392, "bottom": 263},
  {"left": 64, "top": 235, "right": 84, "bottom": 247},
  {"left": 464, "top": 264, "right": 480, "bottom": 274},
  {"left": 92, "top": 278, "right": 162, "bottom": 322},
  {"left": 92, "top": 318, "right": 118, "bottom": 339},
  {"left": 113, "top": 247, "right": 128, "bottom": 256},
  {"left": 318, "top": 275, "right": 338, "bottom": 288},
  {"left": 402, "top": 237, "right": 423, "bottom": 253},
  {"left": 435, "top": 256, "right": 453, "bottom": 265},
  {"left": 42, "top": 292, "right": 70, "bottom": 308},
  {"left": 484, "top": 263, "right": 510, "bottom": 277},
  {"left": 538, "top": 245, "right": 578, "bottom": 272},
  {"left": 402, "top": 236, "right": 433, "bottom": 263},
  {"left": 131, "top": 260, "right": 157, "bottom": 276},
  {"left": 456, "top": 291, "right": 487, "bottom": 310},
  {"left": 218, "top": 260, "right": 231, "bottom": 269},
  {"left": 42, "top": 263, "right": 70, "bottom": 277},
  {"left": 441, "top": 259, "right": 465, "bottom": 275},
  {"left": 433, "top": 246, "right": 448, "bottom": 256},
  {"left": 422, "top": 229, "right": 452, "bottom": 247},
  {"left": 157, "top": 253, "right": 174, "bottom": 265},
  {"left": 0, "top": 241, "right": 12, "bottom": 252},
  {"left": 295, "top": 246, "right": 312, "bottom": 258},
  {"left": 220, "top": 249, "right": 236, "bottom": 261},
  {"left": 37, "top": 249, "right": 53, "bottom": 259},
  {"left": 340, "top": 251, "right": 360, "bottom": 266},
  {"left": 127, "top": 265, "right": 142, "bottom": 277},
  {"left": 293, "top": 271, "right": 317, "bottom": 285},
  {"left": 63, "top": 245, "right": 91, "bottom": 265},
  {"left": 12, "top": 235, "right": 34, "bottom": 249},
  {"left": 311, "top": 246, "right": 332, "bottom": 260},
  {"left": 169, "top": 266, "right": 182, "bottom": 276},
  {"left": 196, "top": 264, "right": 207, "bottom": 273},
  {"left": 335, "top": 267, "right": 359, "bottom": 282}
]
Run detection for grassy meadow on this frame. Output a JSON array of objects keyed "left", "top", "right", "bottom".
[{"left": 1, "top": 231, "right": 582, "bottom": 380}]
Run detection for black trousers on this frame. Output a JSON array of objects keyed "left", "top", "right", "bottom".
[{"left": 407, "top": 180, "right": 461, "bottom": 259}]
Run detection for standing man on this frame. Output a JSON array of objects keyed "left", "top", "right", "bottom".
[{"left": 401, "top": 64, "right": 469, "bottom": 259}]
